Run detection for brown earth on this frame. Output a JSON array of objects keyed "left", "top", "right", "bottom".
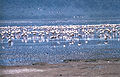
[{"left": 0, "top": 60, "right": 120, "bottom": 77}]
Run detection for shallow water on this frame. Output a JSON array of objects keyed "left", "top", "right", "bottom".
[{"left": 0, "top": 24, "right": 120, "bottom": 66}]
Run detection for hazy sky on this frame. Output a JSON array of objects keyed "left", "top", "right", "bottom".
[{"left": 0, "top": 0, "right": 120, "bottom": 20}]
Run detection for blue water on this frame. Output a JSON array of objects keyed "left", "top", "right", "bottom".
[
  {"left": 1, "top": 0, "right": 120, "bottom": 22},
  {"left": 0, "top": 39, "right": 120, "bottom": 66},
  {"left": 0, "top": 0, "right": 120, "bottom": 66},
  {"left": 0, "top": 24, "right": 120, "bottom": 66}
]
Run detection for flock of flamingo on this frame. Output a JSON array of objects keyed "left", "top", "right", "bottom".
[{"left": 0, "top": 24, "right": 120, "bottom": 47}]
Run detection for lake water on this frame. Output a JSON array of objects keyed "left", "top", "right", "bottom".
[{"left": 0, "top": 24, "right": 120, "bottom": 66}]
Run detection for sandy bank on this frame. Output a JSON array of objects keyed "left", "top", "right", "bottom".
[{"left": 0, "top": 59, "right": 120, "bottom": 77}]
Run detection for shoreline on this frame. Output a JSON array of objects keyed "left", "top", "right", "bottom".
[
  {"left": 0, "top": 58, "right": 120, "bottom": 77},
  {"left": 0, "top": 58, "right": 120, "bottom": 67},
  {"left": 1, "top": 58, "right": 120, "bottom": 67}
]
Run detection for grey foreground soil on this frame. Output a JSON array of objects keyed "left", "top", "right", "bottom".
[{"left": 0, "top": 60, "right": 120, "bottom": 77}]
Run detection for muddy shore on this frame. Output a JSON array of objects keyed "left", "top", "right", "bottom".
[{"left": 0, "top": 59, "right": 120, "bottom": 77}]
